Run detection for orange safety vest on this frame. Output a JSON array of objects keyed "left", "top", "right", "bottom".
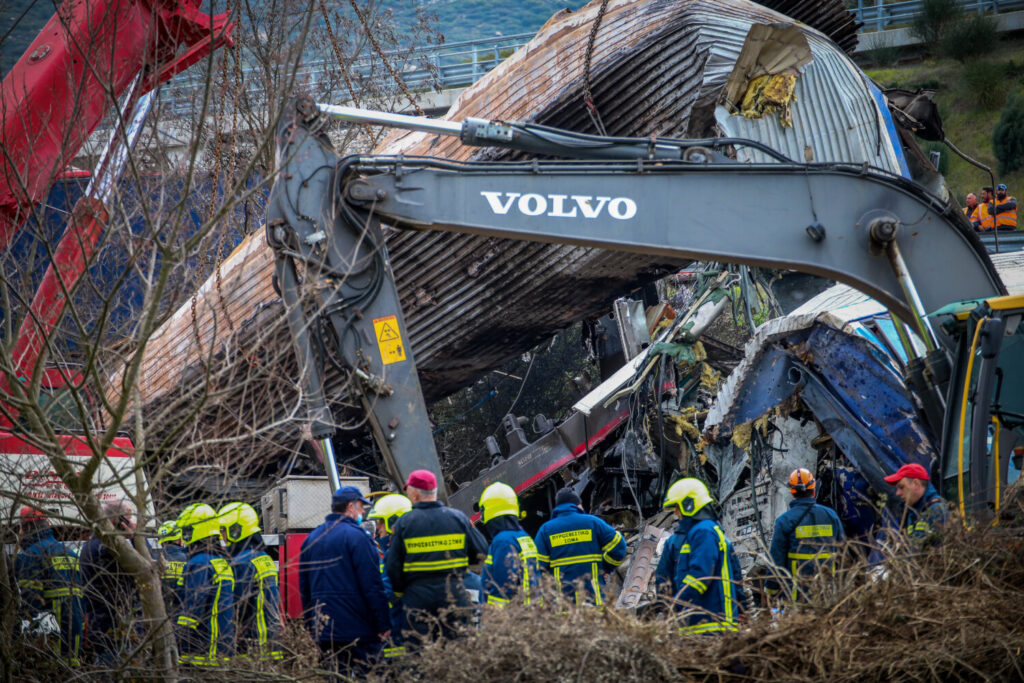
[
  {"left": 994, "top": 195, "right": 1017, "bottom": 230},
  {"left": 976, "top": 202, "right": 995, "bottom": 231}
]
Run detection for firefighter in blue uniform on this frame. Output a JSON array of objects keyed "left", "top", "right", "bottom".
[
  {"left": 884, "top": 462, "right": 949, "bottom": 549},
  {"left": 367, "top": 493, "right": 412, "bottom": 658},
  {"left": 478, "top": 482, "right": 539, "bottom": 606},
  {"left": 656, "top": 478, "right": 746, "bottom": 634},
  {"left": 218, "top": 502, "right": 283, "bottom": 661},
  {"left": 385, "top": 469, "right": 488, "bottom": 643},
  {"left": 767, "top": 469, "right": 845, "bottom": 602},
  {"left": 533, "top": 488, "right": 625, "bottom": 606},
  {"left": 15, "top": 506, "right": 83, "bottom": 665},
  {"left": 157, "top": 520, "right": 186, "bottom": 613},
  {"left": 175, "top": 503, "right": 235, "bottom": 667}
]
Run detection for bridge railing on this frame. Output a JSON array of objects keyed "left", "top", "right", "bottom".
[{"left": 160, "top": 0, "right": 1024, "bottom": 117}]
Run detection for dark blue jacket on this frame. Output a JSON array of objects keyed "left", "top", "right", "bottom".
[
  {"left": 176, "top": 548, "right": 235, "bottom": 666},
  {"left": 80, "top": 534, "right": 137, "bottom": 639},
  {"left": 159, "top": 543, "right": 187, "bottom": 612},
  {"left": 482, "top": 529, "right": 539, "bottom": 606},
  {"left": 299, "top": 514, "right": 390, "bottom": 644},
  {"left": 534, "top": 504, "right": 626, "bottom": 606},
  {"left": 15, "top": 528, "right": 84, "bottom": 663},
  {"left": 375, "top": 535, "right": 406, "bottom": 657},
  {"left": 767, "top": 497, "right": 845, "bottom": 600},
  {"left": 228, "top": 539, "right": 283, "bottom": 661},
  {"left": 656, "top": 515, "right": 746, "bottom": 633},
  {"left": 905, "top": 483, "right": 949, "bottom": 548}
]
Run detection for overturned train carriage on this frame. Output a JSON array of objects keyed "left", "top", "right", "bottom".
[{"left": 110, "top": 0, "right": 940, "bottom": 500}]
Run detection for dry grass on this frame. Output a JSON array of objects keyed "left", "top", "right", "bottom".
[{"left": 370, "top": 526, "right": 1024, "bottom": 682}]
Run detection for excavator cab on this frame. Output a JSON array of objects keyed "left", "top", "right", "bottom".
[{"left": 937, "top": 295, "right": 1024, "bottom": 518}]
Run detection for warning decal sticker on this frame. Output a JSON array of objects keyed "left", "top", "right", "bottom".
[{"left": 373, "top": 315, "right": 406, "bottom": 365}]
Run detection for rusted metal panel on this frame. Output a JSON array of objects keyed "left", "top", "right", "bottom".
[{"left": 118, "top": 0, "right": 871, "bottom": 466}]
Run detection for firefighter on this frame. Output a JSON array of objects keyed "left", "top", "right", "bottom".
[
  {"left": 14, "top": 506, "right": 83, "bottom": 666},
  {"left": 533, "top": 488, "right": 625, "bottom": 607},
  {"left": 884, "top": 462, "right": 949, "bottom": 549},
  {"left": 156, "top": 520, "right": 186, "bottom": 612},
  {"left": 655, "top": 478, "right": 746, "bottom": 634},
  {"left": 766, "top": 468, "right": 845, "bottom": 602},
  {"left": 80, "top": 499, "right": 138, "bottom": 665},
  {"left": 385, "top": 470, "right": 488, "bottom": 643},
  {"left": 478, "top": 482, "right": 539, "bottom": 606},
  {"left": 300, "top": 486, "right": 390, "bottom": 672},
  {"left": 218, "top": 502, "right": 283, "bottom": 662},
  {"left": 994, "top": 183, "right": 1017, "bottom": 230},
  {"left": 366, "top": 493, "right": 412, "bottom": 659},
  {"left": 175, "top": 503, "right": 234, "bottom": 667}
]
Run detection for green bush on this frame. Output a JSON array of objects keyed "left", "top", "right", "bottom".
[
  {"left": 993, "top": 93, "right": 1024, "bottom": 175},
  {"left": 910, "top": 0, "right": 962, "bottom": 50},
  {"left": 942, "top": 14, "right": 999, "bottom": 63},
  {"left": 964, "top": 61, "right": 1009, "bottom": 110}
]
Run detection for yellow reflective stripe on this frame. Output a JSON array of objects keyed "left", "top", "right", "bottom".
[
  {"left": 680, "top": 544, "right": 691, "bottom": 554},
  {"left": 787, "top": 552, "right": 833, "bottom": 560},
  {"left": 251, "top": 555, "right": 277, "bottom": 580},
  {"left": 549, "top": 553, "right": 603, "bottom": 568},
  {"left": 256, "top": 571, "right": 268, "bottom": 653},
  {"left": 536, "top": 553, "right": 550, "bottom": 564},
  {"left": 591, "top": 563, "right": 603, "bottom": 607},
  {"left": 516, "top": 537, "right": 539, "bottom": 558},
  {"left": 601, "top": 532, "right": 622, "bottom": 554},
  {"left": 484, "top": 555, "right": 494, "bottom": 566},
  {"left": 42, "top": 587, "right": 83, "bottom": 598},
  {"left": 383, "top": 646, "right": 406, "bottom": 659},
  {"left": 18, "top": 579, "right": 44, "bottom": 590},
  {"left": 794, "top": 524, "right": 833, "bottom": 539},
  {"left": 604, "top": 554, "right": 624, "bottom": 567},
  {"left": 404, "top": 534, "right": 465, "bottom": 553},
  {"left": 549, "top": 529, "right": 593, "bottom": 547},
  {"left": 682, "top": 575, "right": 708, "bottom": 594},
  {"left": 177, "top": 615, "right": 200, "bottom": 629},
  {"left": 682, "top": 621, "right": 738, "bottom": 634},
  {"left": 487, "top": 595, "right": 510, "bottom": 606},
  {"left": 712, "top": 525, "right": 734, "bottom": 624},
  {"left": 403, "top": 557, "right": 469, "bottom": 572}
]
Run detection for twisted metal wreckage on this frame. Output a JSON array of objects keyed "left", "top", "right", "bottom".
[{"left": 109, "top": 0, "right": 1020, "bottom": 598}]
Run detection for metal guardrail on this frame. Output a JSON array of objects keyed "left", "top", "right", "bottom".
[
  {"left": 161, "top": 0, "right": 1024, "bottom": 117},
  {"left": 851, "top": 0, "right": 1024, "bottom": 32},
  {"left": 978, "top": 231, "right": 1024, "bottom": 253}
]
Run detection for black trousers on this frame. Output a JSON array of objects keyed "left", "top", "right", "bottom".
[{"left": 401, "top": 576, "right": 473, "bottom": 644}]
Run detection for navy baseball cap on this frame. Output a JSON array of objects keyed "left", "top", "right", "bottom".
[{"left": 333, "top": 486, "right": 371, "bottom": 506}]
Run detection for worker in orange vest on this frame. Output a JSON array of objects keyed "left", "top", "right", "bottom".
[
  {"left": 963, "top": 193, "right": 980, "bottom": 230},
  {"left": 994, "top": 183, "right": 1017, "bottom": 230},
  {"left": 976, "top": 187, "right": 996, "bottom": 231}
]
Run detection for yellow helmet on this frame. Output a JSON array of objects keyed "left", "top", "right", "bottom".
[
  {"left": 663, "top": 478, "right": 713, "bottom": 516},
  {"left": 157, "top": 520, "right": 182, "bottom": 545},
  {"left": 177, "top": 503, "right": 220, "bottom": 546},
  {"left": 367, "top": 494, "right": 412, "bottom": 534},
  {"left": 218, "top": 502, "right": 261, "bottom": 544},
  {"left": 478, "top": 482, "right": 520, "bottom": 524}
]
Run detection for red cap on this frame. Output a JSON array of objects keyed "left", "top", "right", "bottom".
[
  {"left": 883, "top": 462, "right": 930, "bottom": 484},
  {"left": 19, "top": 506, "right": 45, "bottom": 523},
  {"left": 405, "top": 469, "right": 437, "bottom": 490}
]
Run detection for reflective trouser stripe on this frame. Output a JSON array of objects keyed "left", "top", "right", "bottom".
[
  {"left": 788, "top": 552, "right": 834, "bottom": 601},
  {"left": 711, "top": 525, "right": 734, "bottom": 624},
  {"left": 591, "top": 564, "right": 602, "bottom": 607},
  {"left": 384, "top": 646, "right": 406, "bottom": 659},
  {"left": 487, "top": 595, "right": 510, "bottom": 606},
  {"left": 681, "top": 621, "right": 739, "bottom": 634}
]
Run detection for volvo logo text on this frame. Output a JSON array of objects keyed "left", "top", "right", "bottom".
[{"left": 480, "top": 192, "right": 637, "bottom": 220}]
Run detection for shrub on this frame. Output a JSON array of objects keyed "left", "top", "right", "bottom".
[
  {"left": 994, "top": 92, "right": 1024, "bottom": 175},
  {"left": 865, "top": 33, "right": 900, "bottom": 67},
  {"left": 910, "top": 0, "right": 962, "bottom": 50},
  {"left": 964, "top": 61, "right": 1009, "bottom": 110},
  {"left": 942, "top": 14, "right": 999, "bottom": 63}
]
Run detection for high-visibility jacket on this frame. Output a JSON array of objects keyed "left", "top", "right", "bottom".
[
  {"left": 533, "top": 504, "right": 626, "bottom": 606},
  {"left": 482, "top": 529, "right": 539, "bottom": 606},
  {"left": 15, "top": 528, "right": 84, "bottom": 664},
  {"left": 159, "top": 543, "right": 187, "bottom": 612},
  {"left": 228, "top": 540, "right": 283, "bottom": 661},
  {"left": 964, "top": 204, "right": 981, "bottom": 229},
  {"left": 976, "top": 202, "right": 995, "bottom": 231},
  {"left": 385, "top": 501, "right": 489, "bottom": 595},
  {"left": 375, "top": 535, "right": 406, "bottom": 659},
  {"left": 655, "top": 515, "right": 746, "bottom": 634},
  {"left": 767, "top": 498, "right": 845, "bottom": 601},
  {"left": 176, "top": 549, "right": 235, "bottom": 666},
  {"left": 994, "top": 195, "right": 1018, "bottom": 229},
  {"left": 904, "top": 483, "right": 949, "bottom": 550}
]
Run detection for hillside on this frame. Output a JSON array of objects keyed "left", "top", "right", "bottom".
[{"left": 865, "top": 36, "right": 1024, "bottom": 204}]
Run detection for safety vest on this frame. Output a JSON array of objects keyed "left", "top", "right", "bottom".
[
  {"left": 976, "top": 202, "right": 995, "bottom": 231},
  {"left": 994, "top": 195, "right": 1017, "bottom": 229}
]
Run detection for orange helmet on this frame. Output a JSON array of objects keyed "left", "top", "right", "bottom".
[{"left": 788, "top": 468, "right": 816, "bottom": 495}]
